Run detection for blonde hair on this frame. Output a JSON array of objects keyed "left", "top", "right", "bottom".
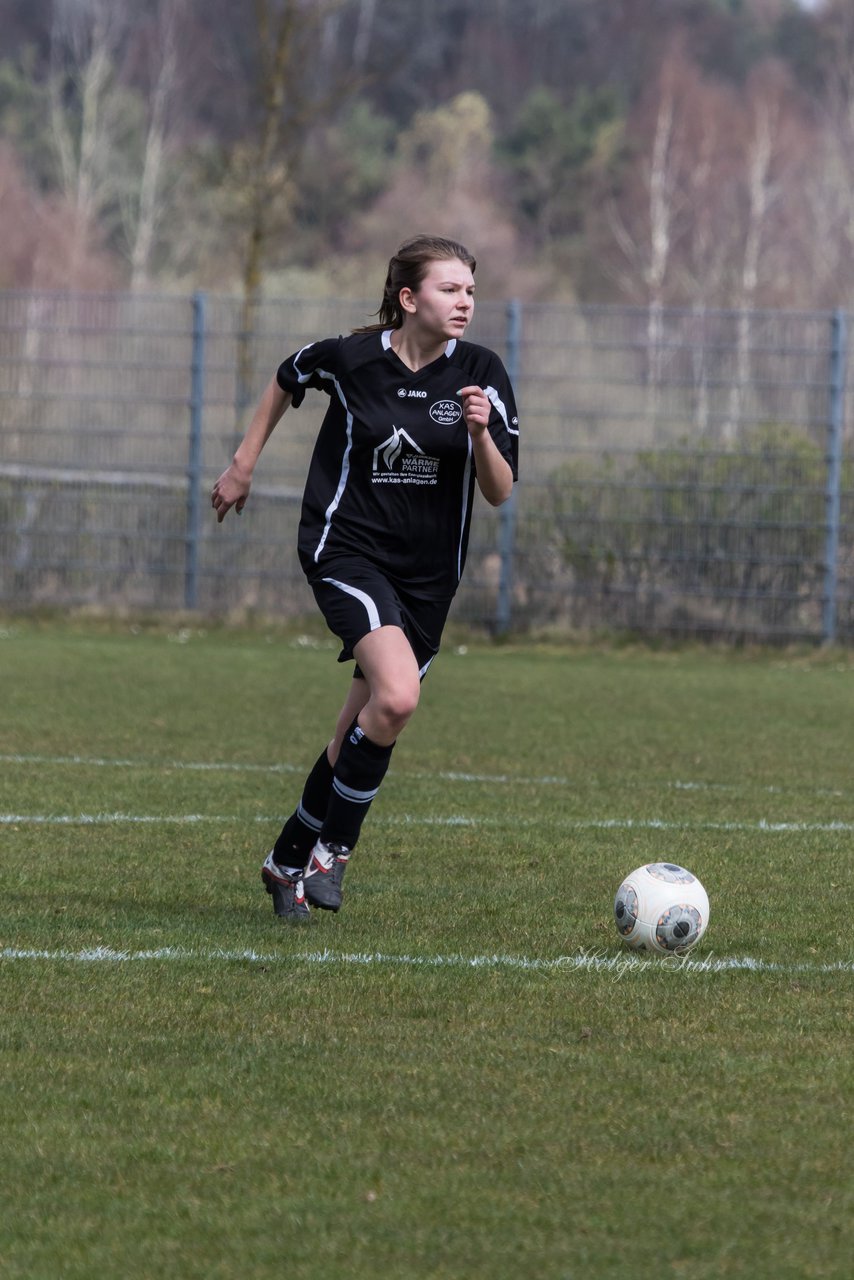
[{"left": 354, "top": 234, "right": 476, "bottom": 333}]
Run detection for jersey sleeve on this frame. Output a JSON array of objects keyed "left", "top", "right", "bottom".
[
  {"left": 276, "top": 337, "right": 342, "bottom": 408},
  {"left": 482, "top": 354, "right": 520, "bottom": 482}
]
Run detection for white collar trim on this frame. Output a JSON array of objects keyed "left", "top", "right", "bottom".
[{"left": 382, "top": 329, "right": 456, "bottom": 359}]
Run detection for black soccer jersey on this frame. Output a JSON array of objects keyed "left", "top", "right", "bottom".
[{"left": 277, "top": 330, "right": 519, "bottom": 599}]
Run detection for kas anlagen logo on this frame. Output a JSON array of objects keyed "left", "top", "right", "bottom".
[{"left": 430, "top": 400, "right": 462, "bottom": 425}]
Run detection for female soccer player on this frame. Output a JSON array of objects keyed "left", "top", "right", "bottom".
[{"left": 211, "top": 234, "right": 519, "bottom": 919}]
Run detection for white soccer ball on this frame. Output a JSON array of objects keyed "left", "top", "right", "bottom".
[{"left": 614, "top": 862, "right": 710, "bottom": 954}]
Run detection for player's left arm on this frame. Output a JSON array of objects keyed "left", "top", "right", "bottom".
[{"left": 458, "top": 385, "right": 514, "bottom": 506}]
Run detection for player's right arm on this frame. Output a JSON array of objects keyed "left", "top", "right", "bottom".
[{"left": 211, "top": 378, "right": 292, "bottom": 522}]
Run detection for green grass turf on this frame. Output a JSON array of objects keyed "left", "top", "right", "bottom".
[{"left": 1, "top": 619, "right": 852, "bottom": 1278}]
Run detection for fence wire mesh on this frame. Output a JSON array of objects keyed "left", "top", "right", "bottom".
[{"left": 1, "top": 290, "right": 851, "bottom": 643}]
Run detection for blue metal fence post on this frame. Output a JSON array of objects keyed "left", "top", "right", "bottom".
[
  {"left": 496, "top": 298, "right": 521, "bottom": 635},
  {"left": 186, "top": 290, "right": 206, "bottom": 610},
  {"left": 822, "top": 308, "right": 846, "bottom": 645}
]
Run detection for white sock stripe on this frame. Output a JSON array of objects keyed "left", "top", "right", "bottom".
[
  {"left": 296, "top": 802, "right": 324, "bottom": 831},
  {"left": 332, "top": 779, "right": 380, "bottom": 804}
]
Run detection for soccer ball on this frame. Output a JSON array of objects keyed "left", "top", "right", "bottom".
[{"left": 614, "top": 862, "right": 710, "bottom": 954}]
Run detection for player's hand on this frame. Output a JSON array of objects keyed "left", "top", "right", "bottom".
[
  {"left": 458, "top": 385, "right": 490, "bottom": 436},
  {"left": 211, "top": 460, "right": 252, "bottom": 522}
]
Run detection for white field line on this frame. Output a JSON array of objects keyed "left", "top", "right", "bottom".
[
  {"left": 0, "top": 752, "right": 567, "bottom": 787},
  {"left": 0, "top": 753, "right": 303, "bottom": 776},
  {"left": 1, "top": 944, "right": 852, "bottom": 977},
  {"left": 1, "top": 753, "right": 848, "bottom": 798},
  {"left": 3, "top": 811, "right": 854, "bottom": 834}
]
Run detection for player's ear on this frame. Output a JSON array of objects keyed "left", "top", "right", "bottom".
[{"left": 399, "top": 286, "right": 417, "bottom": 316}]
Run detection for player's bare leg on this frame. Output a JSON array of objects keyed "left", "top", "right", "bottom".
[
  {"left": 327, "top": 673, "right": 372, "bottom": 765},
  {"left": 350, "top": 625, "right": 421, "bottom": 747},
  {"left": 304, "top": 626, "right": 420, "bottom": 911}
]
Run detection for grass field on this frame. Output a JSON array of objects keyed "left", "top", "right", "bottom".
[{"left": 1, "top": 618, "right": 852, "bottom": 1279}]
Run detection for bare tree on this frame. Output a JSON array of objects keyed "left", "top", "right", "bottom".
[
  {"left": 127, "top": 0, "right": 185, "bottom": 290},
  {"left": 606, "top": 49, "right": 690, "bottom": 432},
  {"left": 725, "top": 63, "right": 800, "bottom": 440},
  {"left": 352, "top": 0, "right": 378, "bottom": 73},
  {"left": 47, "top": 0, "right": 193, "bottom": 292},
  {"left": 605, "top": 46, "right": 816, "bottom": 441},
  {"left": 234, "top": 0, "right": 352, "bottom": 422},
  {"left": 48, "top": 0, "right": 130, "bottom": 285},
  {"left": 804, "top": 0, "right": 854, "bottom": 304}
]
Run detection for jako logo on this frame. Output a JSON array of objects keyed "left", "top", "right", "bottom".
[
  {"left": 397, "top": 388, "right": 427, "bottom": 398},
  {"left": 430, "top": 399, "right": 463, "bottom": 425}
]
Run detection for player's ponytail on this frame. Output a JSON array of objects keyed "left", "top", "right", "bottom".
[{"left": 353, "top": 235, "right": 476, "bottom": 333}]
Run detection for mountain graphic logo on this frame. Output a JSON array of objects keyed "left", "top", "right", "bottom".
[
  {"left": 372, "top": 427, "right": 440, "bottom": 485},
  {"left": 374, "top": 426, "right": 420, "bottom": 471}
]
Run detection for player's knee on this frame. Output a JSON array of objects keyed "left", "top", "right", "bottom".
[{"left": 375, "top": 681, "right": 420, "bottom": 735}]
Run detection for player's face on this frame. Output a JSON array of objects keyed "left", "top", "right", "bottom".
[{"left": 404, "top": 258, "right": 475, "bottom": 341}]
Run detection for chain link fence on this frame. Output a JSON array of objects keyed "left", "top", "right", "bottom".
[{"left": 1, "top": 289, "right": 851, "bottom": 643}]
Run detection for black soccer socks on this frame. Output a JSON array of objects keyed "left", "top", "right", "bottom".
[
  {"left": 320, "top": 720, "right": 394, "bottom": 851},
  {"left": 272, "top": 746, "right": 335, "bottom": 868}
]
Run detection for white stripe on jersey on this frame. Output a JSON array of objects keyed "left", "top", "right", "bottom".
[
  {"left": 306, "top": 369, "right": 354, "bottom": 562},
  {"left": 485, "top": 385, "right": 518, "bottom": 435},
  {"left": 322, "top": 576, "right": 382, "bottom": 631},
  {"left": 457, "top": 437, "right": 473, "bottom": 583},
  {"left": 292, "top": 343, "right": 319, "bottom": 382}
]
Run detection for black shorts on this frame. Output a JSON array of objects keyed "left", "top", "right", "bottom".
[{"left": 308, "top": 556, "right": 453, "bottom": 679}]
